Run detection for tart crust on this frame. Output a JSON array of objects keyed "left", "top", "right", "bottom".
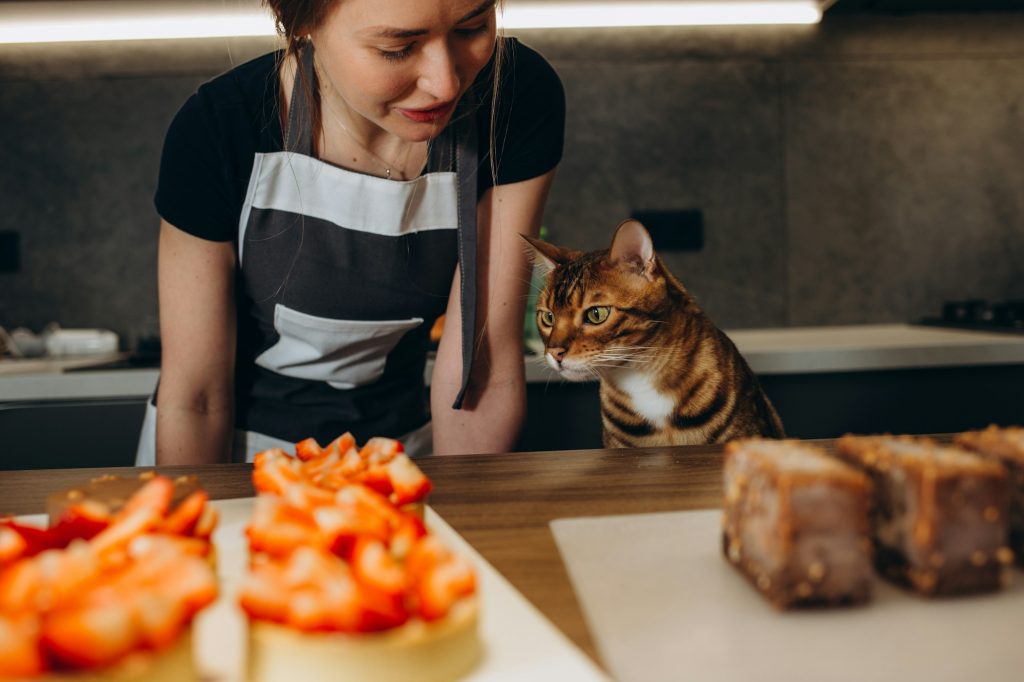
[{"left": 248, "top": 597, "right": 481, "bottom": 682}]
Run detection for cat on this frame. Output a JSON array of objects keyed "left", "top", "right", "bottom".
[{"left": 523, "top": 219, "right": 785, "bottom": 448}]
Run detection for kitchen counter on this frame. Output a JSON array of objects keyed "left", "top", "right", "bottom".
[{"left": 2, "top": 324, "right": 1023, "bottom": 402}]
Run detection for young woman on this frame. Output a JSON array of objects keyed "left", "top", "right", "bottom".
[{"left": 136, "top": 0, "right": 564, "bottom": 464}]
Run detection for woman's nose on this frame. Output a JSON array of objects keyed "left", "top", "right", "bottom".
[{"left": 418, "top": 44, "right": 460, "bottom": 102}]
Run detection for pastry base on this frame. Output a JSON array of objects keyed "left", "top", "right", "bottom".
[{"left": 248, "top": 597, "right": 481, "bottom": 682}]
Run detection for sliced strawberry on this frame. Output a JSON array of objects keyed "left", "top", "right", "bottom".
[
  {"left": 238, "top": 567, "right": 290, "bottom": 623},
  {"left": 118, "top": 476, "right": 174, "bottom": 520},
  {"left": 404, "top": 535, "right": 451, "bottom": 585},
  {"left": 0, "top": 525, "right": 28, "bottom": 564},
  {"left": 312, "top": 506, "right": 390, "bottom": 558},
  {"left": 0, "top": 557, "right": 43, "bottom": 613},
  {"left": 162, "top": 556, "right": 218, "bottom": 614},
  {"left": 252, "top": 454, "right": 301, "bottom": 495},
  {"left": 359, "top": 437, "right": 404, "bottom": 465},
  {"left": 247, "top": 497, "right": 320, "bottom": 557},
  {"left": 280, "top": 546, "right": 337, "bottom": 589},
  {"left": 160, "top": 490, "right": 208, "bottom": 536},
  {"left": 0, "top": 612, "right": 44, "bottom": 677},
  {"left": 50, "top": 500, "right": 111, "bottom": 546},
  {"left": 389, "top": 515, "right": 428, "bottom": 561},
  {"left": 414, "top": 555, "right": 476, "bottom": 621},
  {"left": 1, "top": 520, "right": 60, "bottom": 557},
  {"left": 355, "top": 582, "right": 409, "bottom": 632},
  {"left": 324, "top": 433, "right": 357, "bottom": 457},
  {"left": 133, "top": 592, "right": 187, "bottom": 650},
  {"left": 360, "top": 465, "right": 394, "bottom": 497},
  {"left": 351, "top": 537, "right": 405, "bottom": 596},
  {"left": 294, "top": 437, "right": 324, "bottom": 462},
  {"left": 192, "top": 504, "right": 219, "bottom": 541},
  {"left": 42, "top": 601, "right": 141, "bottom": 669},
  {"left": 285, "top": 588, "right": 336, "bottom": 631},
  {"left": 337, "top": 446, "right": 365, "bottom": 476},
  {"left": 386, "top": 454, "right": 433, "bottom": 506},
  {"left": 88, "top": 503, "right": 161, "bottom": 563}
]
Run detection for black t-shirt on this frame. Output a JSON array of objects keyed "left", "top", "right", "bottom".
[{"left": 155, "top": 38, "right": 565, "bottom": 241}]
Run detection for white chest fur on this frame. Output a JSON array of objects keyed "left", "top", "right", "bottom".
[{"left": 612, "top": 370, "right": 676, "bottom": 426}]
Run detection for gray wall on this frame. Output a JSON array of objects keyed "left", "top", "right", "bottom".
[{"left": 1, "top": 13, "right": 1023, "bottom": 344}]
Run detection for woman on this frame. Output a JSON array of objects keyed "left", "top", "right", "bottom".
[{"left": 136, "top": 0, "right": 564, "bottom": 464}]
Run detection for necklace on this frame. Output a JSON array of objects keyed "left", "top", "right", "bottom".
[
  {"left": 323, "top": 103, "right": 406, "bottom": 180},
  {"left": 317, "top": 67, "right": 411, "bottom": 181}
]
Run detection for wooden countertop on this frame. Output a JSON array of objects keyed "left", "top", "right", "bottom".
[{"left": 0, "top": 444, "right": 750, "bottom": 668}]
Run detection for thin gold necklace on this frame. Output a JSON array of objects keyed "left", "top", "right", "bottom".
[{"left": 318, "top": 69, "right": 411, "bottom": 180}]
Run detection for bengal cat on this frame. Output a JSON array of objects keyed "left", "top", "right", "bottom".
[{"left": 524, "top": 219, "right": 785, "bottom": 448}]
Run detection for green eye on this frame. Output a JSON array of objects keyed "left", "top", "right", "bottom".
[
  {"left": 538, "top": 310, "right": 555, "bottom": 327},
  {"left": 585, "top": 307, "right": 610, "bottom": 324}
]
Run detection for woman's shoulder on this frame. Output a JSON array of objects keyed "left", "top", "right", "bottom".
[
  {"left": 497, "top": 37, "right": 563, "bottom": 100},
  {"left": 173, "top": 50, "right": 283, "bottom": 149}
]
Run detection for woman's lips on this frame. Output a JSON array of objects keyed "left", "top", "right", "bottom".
[{"left": 397, "top": 101, "right": 455, "bottom": 123}]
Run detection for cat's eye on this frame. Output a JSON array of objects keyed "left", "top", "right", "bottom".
[
  {"left": 538, "top": 310, "right": 555, "bottom": 327},
  {"left": 585, "top": 307, "right": 610, "bottom": 324}
]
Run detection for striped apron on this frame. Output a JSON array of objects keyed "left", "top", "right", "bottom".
[{"left": 136, "top": 44, "right": 478, "bottom": 464}]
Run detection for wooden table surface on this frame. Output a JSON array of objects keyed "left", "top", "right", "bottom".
[{"left": 0, "top": 442, "right": 842, "bottom": 668}]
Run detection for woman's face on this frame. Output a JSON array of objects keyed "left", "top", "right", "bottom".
[{"left": 311, "top": 0, "right": 497, "bottom": 142}]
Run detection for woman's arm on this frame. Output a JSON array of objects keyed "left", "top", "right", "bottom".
[
  {"left": 155, "top": 219, "right": 237, "bottom": 465},
  {"left": 431, "top": 169, "right": 557, "bottom": 455}
]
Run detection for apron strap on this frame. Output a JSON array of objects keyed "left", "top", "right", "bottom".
[
  {"left": 285, "top": 43, "right": 316, "bottom": 155},
  {"left": 452, "top": 110, "right": 479, "bottom": 410}
]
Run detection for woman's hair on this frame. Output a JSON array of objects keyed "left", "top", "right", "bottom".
[{"left": 262, "top": 0, "right": 506, "bottom": 183}]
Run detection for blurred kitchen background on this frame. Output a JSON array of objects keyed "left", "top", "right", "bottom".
[{"left": 1, "top": 0, "right": 1023, "bottom": 466}]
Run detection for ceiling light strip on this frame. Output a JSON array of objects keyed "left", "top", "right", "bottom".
[{"left": 0, "top": 1, "right": 823, "bottom": 45}]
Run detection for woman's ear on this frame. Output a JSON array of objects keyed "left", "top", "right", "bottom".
[
  {"left": 609, "top": 219, "right": 656, "bottom": 281},
  {"left": 520, "top": 234, "right": 570, "bottom": 275}
]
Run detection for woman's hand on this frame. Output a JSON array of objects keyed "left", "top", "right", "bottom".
[
  {"left": 155, "top": 220, "right": 237, "bottom": 465},
  {"left": 431, "top": 168, "right": 557, "bottom": 455}
]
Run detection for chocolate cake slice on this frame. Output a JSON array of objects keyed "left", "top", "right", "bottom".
[
  {"left": 835, "top": 435, "right": 1012, "bottom": 596},
  {"left": 723, "top": 438, "right": 873, "bottom": 609},
  {"left": 955, "top": 425, "right": 1024, "bottom": 566}
]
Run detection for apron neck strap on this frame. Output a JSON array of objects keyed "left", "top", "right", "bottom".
[{"left": 284, "top": 43, "right": 317, "bottom": 155}]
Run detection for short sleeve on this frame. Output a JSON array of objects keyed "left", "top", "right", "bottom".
[
  {"left": 154, "top": 53, "right": 277, "bottom": 242},
  {"left": 477, "top": 39, "right": 566, "bottom": 191},
  {"left": 154, "top": 93, "right": 239, "bottom": 242}
]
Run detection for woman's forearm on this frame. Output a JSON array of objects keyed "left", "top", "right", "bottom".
[{"left": 432, "top": 370, "right": 526, "bottom": 455}]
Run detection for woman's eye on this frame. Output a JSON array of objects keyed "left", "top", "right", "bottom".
[
  {"left": 379, "top": 44, "right": 414, "bottom": 62},
  {"left": 585, "top": 307, "right": 610, "bottom": 324},
  {"left": 538, "top": 311, "right": 554, "bottom": 327},
  {"left": 455, "top": 23, "right": 489, "bottom": 37}
]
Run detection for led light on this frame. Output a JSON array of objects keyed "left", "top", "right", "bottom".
[
  {"left": 0, "top": 1, "right": 276, "bottom": 44},
  {"left": 0, "top": 0, "right": 825, "bottom": 45},
  {"left": 501, "top": 2, "right": 824, "bottom": 29}
]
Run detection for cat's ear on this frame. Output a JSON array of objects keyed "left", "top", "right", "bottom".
[
  {"left": 609, "top": 220, "right": 656, "bottom": 281},
  {"left": 521, "top": 234, "right": 570, "bottom": 275}
]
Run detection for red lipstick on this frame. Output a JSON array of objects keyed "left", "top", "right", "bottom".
[{"left": 398, "top": 101, "right": 455, "bottom": 123}]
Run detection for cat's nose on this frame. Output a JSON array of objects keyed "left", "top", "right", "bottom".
[{"left": 548, "top": 347, "right": 567, "bottom": 364}]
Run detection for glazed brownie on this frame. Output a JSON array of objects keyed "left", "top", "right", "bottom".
[
  {"left": 835, "top": 435, "right": 1012, "bottom": 596},
  {"left": 723, "top": 438, "right": 873, "bottom": 609},
  {"left": 955, "top": 425, "right": 1024, "bottom": 565}
]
